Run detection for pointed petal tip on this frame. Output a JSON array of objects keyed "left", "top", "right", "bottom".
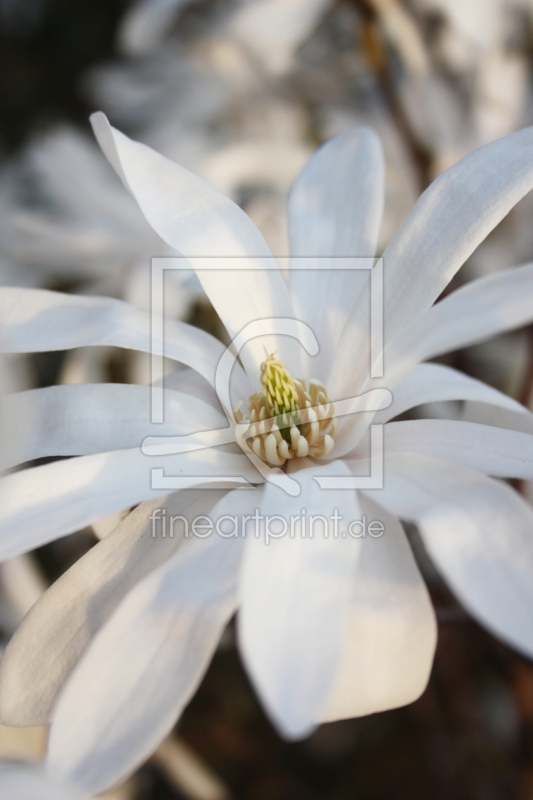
[{"left": 89, "top": 110, "right": 108, "bottom": 137}]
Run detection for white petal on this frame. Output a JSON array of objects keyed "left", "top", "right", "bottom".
[
  {"left": 388, "top": 261, "right": 533, "bottom": 380},
  {"left": 331, "top": 129, "right": 533, "bottom": 401},
  {"left": 238, "top": 460, "right": 362, "bottom": 738},
  {"left": 0, "top": 287, "right": 225, "bottom": 387},
  {"left": 461, "top": 400, "right": 533, "bottom": 436},
  {"left": 0, "top": 765, "right": 78, "bottom": 800},
  {"left": 288, "top": 127, "right": 384, "bottom": 382},
  {"left": 368, "top": 452, "right": 533, "bottom": 658},
  {"left": 0, "top": 489, "right": 229, "bottom": 726},
  {"left": 90, "top": 113, "right": 300, "bottom": 379},
  {"left": 374, "top": 363, "right": 528, "bottom": 424},
  {"left": 373, "top": 419, "right": 533, "bottom": 479},
  {"left": 47, "top": 495, "right": 247, "bottom": 795},
  {"left": 3, "top": 384, "right": 225, "bottom": 469},
  {"left": 383, "top": 127, "right": 533, "bottom": 342},
  {"left": 320, "top": 494, "right": 436, "bottom": 721},
  {"left": 0, "top": 448, "right": 256, "bottom": 560}
]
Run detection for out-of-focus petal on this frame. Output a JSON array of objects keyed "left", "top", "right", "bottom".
[
  {"left": 118, "top": 0, "right": 192, "bottom": 56},
  {"left": 228, "top": 0, "right": 331, "bottom": 74}
]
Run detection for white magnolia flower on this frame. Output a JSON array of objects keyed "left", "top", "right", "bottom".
[{"left": 2, "top": 116, "right": 533, "bottom": 796}]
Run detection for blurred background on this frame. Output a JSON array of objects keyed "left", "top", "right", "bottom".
[{"left": 1, "top": 0, "right": 533, "bottom": 798}]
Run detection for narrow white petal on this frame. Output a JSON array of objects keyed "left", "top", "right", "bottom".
[
  {"left": 461, "top": 400, "right": 533, "bottom": 436},
  {"left": 388, "top": 262, "right": 533, "bottom": 380},
  {"left": 331, "top": 130, "right": 533, "bottom": 401},
  {"left": 320, "top": 494, "right": 436, "bottom": 721},
  {"left": 353, "top": 419, "right": 533, "bottom": 479},
  {"left": 0, "top": 448, "right": 257, "bottom": 560},
  {"left": 0, "top": 287, "right": 226, "bottom": 387},
  {"left": 374, "top": 363, "right": 528, "bottom": 424},
  {"left": 288, "top": 127, "right": 384, "bottom": 382},
  {"left": 367, "top": 452, "right": 533, "bottom": 658},
  {"left": 3, "top": 384, "right": 225, "bottom": 469},
  {"left": 90, "top": 113, "right": 301, "bottom": 379},
  {"left": 0, "top": 490, "right": 229, "bottom": 726},
  {"left": 383, "top": 127, "right": 533, "bottom": 342},
  {"left": 332, "top": 263, "right": 533, "bottom": 460},
  {"left": 238, "top": 461, "right": 362, "bottom": 738},
  {"left": 47, "top": 492, "right": 249, "bottom": 795}
]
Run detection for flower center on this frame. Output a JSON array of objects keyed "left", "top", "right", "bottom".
[{"left": 234, "top": 354, "right": 337, "bottom": 467}]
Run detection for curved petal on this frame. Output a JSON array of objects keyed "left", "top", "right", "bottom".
[
  {"left": 0, "top": 287, "right": 226, "bottom": 388},
  {"left": 383, "top": 127, "right": 533, "bottom": 342},
  {"left": 461, "top": 400, "right": 533, "bottom": 435},
  {"left": 90, "top": 113, "right": 300, "bottom": 380},
  {"left": 47, "top": 495, "right": 247, "bottom": 796},
  {"left": 387, "top": 261, "right": 533, "bottom": 381},
  {"left": 288, "top": 127, "right": 384, "bottom": 382},
  {"left": 332, "top": 262, "right": 533, "bottom": 459},
  {"left": 331, "top": 129, "right": 533, "bottom": 401},
  {"left": 374, "top": 363, "right": 529, "bottom": 424},
  {"left": 0, "top": 448, "right": 257, "bottom": 560},
  {"left": 238, "top": 460, "right": 362, "bottom": 738},
  {"left": 370, "top": 419, "right": 533, "bottom": 479},
  {"left": 3, "top": 384, "right": 225, "bottom": 469},
  {"left": 0, "top": 489, "right": 229, "bottom": 726},
  {"left": 367, "top": 452, "right": 533, "bottom": 659},
  {"left": 320, "top": 494, "right": 436, "bottom": 721}
]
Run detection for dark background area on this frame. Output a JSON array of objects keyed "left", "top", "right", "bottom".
[{"left": 0, "top": 0, "right": 128, "bottom": 152}]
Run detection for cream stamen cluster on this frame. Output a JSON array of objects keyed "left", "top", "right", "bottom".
[{"left": 234, "top": 355, "right": 337, "bottom": 467}]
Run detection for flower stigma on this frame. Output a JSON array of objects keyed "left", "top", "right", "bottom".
[{"left": 234, "top": 354, "right": 337, "bottom": 467}]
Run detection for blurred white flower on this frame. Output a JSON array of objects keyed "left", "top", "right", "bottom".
[
  {"left": 374, "top": 0, "right": 533, "bottom": 174},
  {"left": 2, "top": 117, "right": 533, "bottom": 795},
  {"left": 0, "top": 126, "right": 197, "bottom": 312},
  {"left": 117, "top": 0, "right": 332, "bottom": 72}
]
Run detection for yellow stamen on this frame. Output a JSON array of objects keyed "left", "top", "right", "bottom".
[{"left": 235, "top": 354, "right": 337, "bottom": 468}]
